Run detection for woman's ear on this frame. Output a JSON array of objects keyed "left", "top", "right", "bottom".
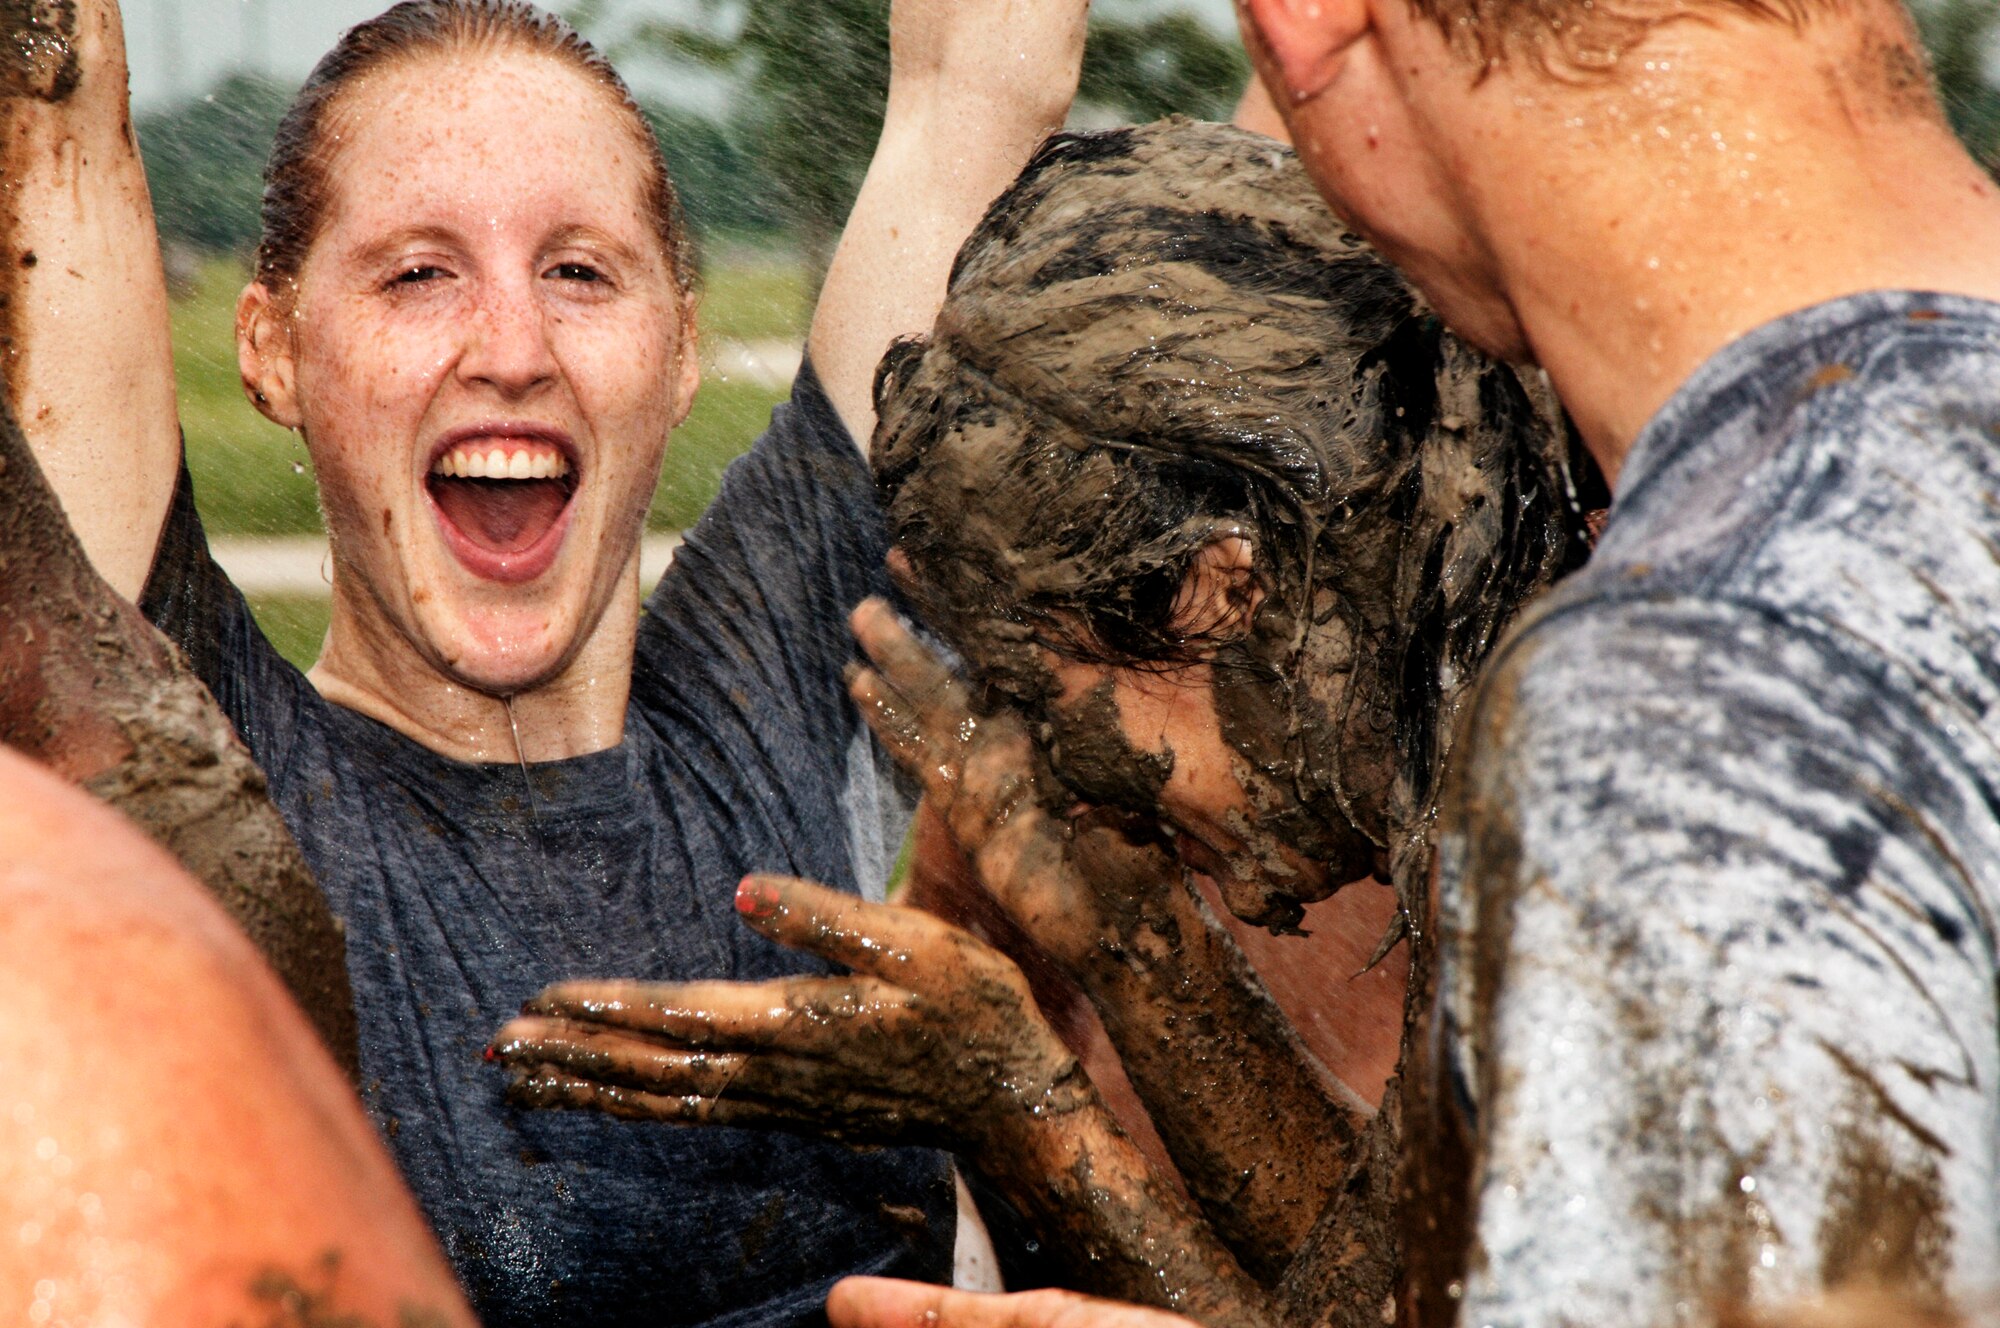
[
  {"left": 671, "top": 295, "right": 702, "bottom": 429},
  {"left": 1172, "top": 534, "right": 1265, "bottom": 646},
  {"left": 236, "top": 281, "right": 302, "bottom": 430}
]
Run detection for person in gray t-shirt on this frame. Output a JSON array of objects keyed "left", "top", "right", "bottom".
[{"left": 1421, "top": 292, "right": 2000, "bottom": 1322}]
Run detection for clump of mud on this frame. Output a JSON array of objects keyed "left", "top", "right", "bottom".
[
  {"left": 0, "top": 0, "right": 77, "bottom": 101},
  {"left": 873, "top": 117, "right": 1591, "bottom": 931}
]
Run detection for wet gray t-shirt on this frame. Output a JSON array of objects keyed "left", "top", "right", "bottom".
[
  {"left": 1429, "top": 293, "right": 2000, "bottom": 1323},
  {"left": 142, "top": 365, "right": 954, "bottom": 1326}
]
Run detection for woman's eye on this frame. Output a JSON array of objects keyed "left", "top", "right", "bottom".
[
  {"left": 549, "top": 262, "right": 607, "bottom": 284},
  {"left": 389, "top": 265, "right": 447, "bottom": 287}
]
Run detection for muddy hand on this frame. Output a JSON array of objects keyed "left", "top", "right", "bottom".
[
  {"left": 847, "top": 598, "right": 1179, "bottom": 970},
  {"left": 829, "top": 1280, "right": 1203, "bottom": 1328},
  {"left": 492, "top": 874, "right": 1089, "bottom": 1150}
]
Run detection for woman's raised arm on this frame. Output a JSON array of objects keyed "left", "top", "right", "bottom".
[
  {"left": 3, "top": 0, "right": 181, "bottom": 601},
  {"left": 808, "top": 0, "right": 1089, "bottom": 447}
]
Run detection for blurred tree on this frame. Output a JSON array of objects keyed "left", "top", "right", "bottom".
[
  {"left": 1917, "top": 0, "right": 2000, "bottom": 171},
  {"left": 137, "top": 71, "right": 293, "bottom": 259},
  {"left": 600, "top": 1, "right": 1247, "bottom": 275},
  {"left": 643, "top": 103, "right": 784, "bottom": 240}
]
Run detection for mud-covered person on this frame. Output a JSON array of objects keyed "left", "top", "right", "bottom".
[
  {"left": 494, "top": 119, "right": 1587, "bottom": 1325},
  {"left": 808, "top": 0, "right": 2000, "bottom": 1322},
  {"left": 7, "top": 0, "right": 1093, "bottom": 1319}
]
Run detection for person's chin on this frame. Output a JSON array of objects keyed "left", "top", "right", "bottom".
[{"left": 414, "top": 598, "right": 580, "bottom": 699}]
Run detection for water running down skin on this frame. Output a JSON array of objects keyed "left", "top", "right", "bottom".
[
  {"left": 0, "top": 746, "right": 473, "bottom": 1324},
  {"left": 3, "top": 0, "right": 1102, "bottom": 1317}
]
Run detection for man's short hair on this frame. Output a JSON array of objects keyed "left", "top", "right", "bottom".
[{"left": 1409, "top": 0, "right": 1843, "bottom": 71}]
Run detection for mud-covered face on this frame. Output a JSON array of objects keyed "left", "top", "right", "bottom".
[
  {"left": 942, "top": 594, "right": 1382, "bottom": 933},
  {"left": 268, "top": 48, "right": 694, "bottom": 696}
]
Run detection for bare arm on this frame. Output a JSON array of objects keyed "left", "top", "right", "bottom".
[
  {"left": 809, "top": 0, "right": 1088, "bottom": 445},
  {"left": 2, "top": 0, "right": 181, "bottom": 600},
  {"left": 0, "top": 746, "right": 471, "bottom": 1327}
]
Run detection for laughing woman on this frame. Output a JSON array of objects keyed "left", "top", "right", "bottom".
[{"left": 10, "top": 0, "right": 1087, "bottom": 1321}]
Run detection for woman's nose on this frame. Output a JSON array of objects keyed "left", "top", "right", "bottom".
[{"left": 456, "top": 283, "right": 559, "bottom": 397}]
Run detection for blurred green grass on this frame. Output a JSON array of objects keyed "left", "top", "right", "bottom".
[
  {"left": 248, "top": 594, "right": 333, "bottom": 671},
  {"left": 175, "top": 248, "right": 807, "bottom": 540}
]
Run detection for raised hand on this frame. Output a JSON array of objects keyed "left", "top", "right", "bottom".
[
  {"left": 845, "top": 597, "right": 1183, "bottom": 976},
  {"left": 490, "top": 874, "right": 1090, "bottom": 1152}
]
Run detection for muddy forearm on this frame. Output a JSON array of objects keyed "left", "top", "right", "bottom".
[
  {"left": 979, "top": 1091, "right": 1281, "bottom": 1328},
  {"left": 0, "top": 402, "right": 357, "bottom": 1076},
  {"left": 0, "top": 0, "right": 180, "bottom": 600},
  {"left": 1076, "top": 883, "right": 1367, "bottom": 1284}
]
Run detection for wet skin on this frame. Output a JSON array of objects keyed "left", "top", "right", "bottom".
[
  {"left": 493, "top": 869, "right": 1277, "bottom": 1328},
  {"left": 238, "top": 47, "right": 697, "bottom": 759},
  {"left": 495, "top": 599, "right": 1377, "bottom": 1303},
  {"left": 0, "top": 746, "right": 473, "bottom": 1327}
]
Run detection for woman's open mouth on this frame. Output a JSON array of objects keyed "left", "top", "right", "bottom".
[{"left": 425, "top": 431, "right": 580, "bottom": 584}]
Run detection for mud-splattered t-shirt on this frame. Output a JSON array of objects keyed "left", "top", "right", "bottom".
[
  {"left": 141, "top": 365, "right": 954, "bottom": 1327},
  {"left": 1427, "top": 292, "right": 2000, "bottom": 1324}
]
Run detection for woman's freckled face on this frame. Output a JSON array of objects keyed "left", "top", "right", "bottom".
[{"left": 284, "top": 47, "right": 694, "bottom": 696}]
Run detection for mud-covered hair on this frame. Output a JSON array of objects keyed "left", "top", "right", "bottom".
[
  {"left": 874, "top": 119, "right": 1593, "bottom": 890},
  {"left": 255, "top": 0, "right": 693, "bottom": 296}
]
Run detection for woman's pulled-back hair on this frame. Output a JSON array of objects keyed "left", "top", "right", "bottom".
[
  {"left": 875, "top": 119, "right": 1594, "bottom": 903},
  {"left": 256, "top": 0, "right": 694, "bottom": 295}
]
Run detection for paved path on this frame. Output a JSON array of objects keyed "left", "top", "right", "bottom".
[{"left": 211, "top": 534, "right": 685, "bottom": 597}]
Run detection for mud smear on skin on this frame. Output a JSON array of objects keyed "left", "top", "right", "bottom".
[
  {"left": 874, "top": 120, "right": 1586, "bottom": 1322},
  {"left": 0, "top": 6, "right": 356, "bottom": 1072},
  {"left": 0, "top": 0, "right": 80, "bottom": 401},
  {"left": 0, "top": 400, "right": 361, "bottom": 1076}
]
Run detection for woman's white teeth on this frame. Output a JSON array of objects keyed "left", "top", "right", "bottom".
[{"left": 431, "top": 446, "right": 570, "bottom": 480}]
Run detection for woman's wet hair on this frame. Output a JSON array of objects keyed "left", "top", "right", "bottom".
[
  {"left": 255, "top": 0, "right": 694, "bottom": 296},
  {"left": 874, "top": 119, "right": 1594, "bottom": 902}
]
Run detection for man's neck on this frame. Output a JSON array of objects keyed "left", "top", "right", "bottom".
[{"left": 1454, "top": 11, "right": 2000, "bottom": 484}]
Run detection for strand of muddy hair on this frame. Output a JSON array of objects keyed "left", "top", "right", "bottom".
[{"left": 0, "top": 394, "right": 360, "bottom": 1078}]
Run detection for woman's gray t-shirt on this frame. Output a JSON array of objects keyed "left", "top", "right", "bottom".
[
  {"left": 142, "top": 364, "right": 954, "bottom": 1326},
  {"left": 1422, "top": 292, "right": 2000, "bottom": 1325}
]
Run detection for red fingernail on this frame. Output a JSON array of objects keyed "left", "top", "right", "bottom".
[
  {"left": 483, "top": 1045, "right": 497, "bottom": 1062},
  {"left": 735, "top": 876, "right": 781, "bottom": 919}
]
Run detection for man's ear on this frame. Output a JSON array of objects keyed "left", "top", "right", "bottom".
[
  {"left": 1238, "top": 0, "right": 1371, "bottom": 106},
  {"left": 1172, "top": 534, "right": 1265, "bottom": 646},
  {"left": 236, "top": 281, "right": 302, "bottom": 430}
]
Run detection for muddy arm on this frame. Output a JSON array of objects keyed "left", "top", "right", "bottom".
[
  {"left": 0, "top": 0, "right": 181, "bottom": 600},
  {"left": 496, "top": 874, "right": 1282, "bottom": 1328},
  {"left": 808, "top": 0, "right": 1086, "bottom": 444},
  {"left": 0, "top": 391, "right": 358, "bottom": 1076},
  {"left": 847, "top": 600, "right": 1370, "bottom": 1284},
  {"left": 1066, "top": 884, "right": 1369, "bottom": 1285}
]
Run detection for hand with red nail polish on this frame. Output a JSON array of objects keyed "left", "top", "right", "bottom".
[{"left": 492, "top": 873, "right": 1088, "bottom": 1156}]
